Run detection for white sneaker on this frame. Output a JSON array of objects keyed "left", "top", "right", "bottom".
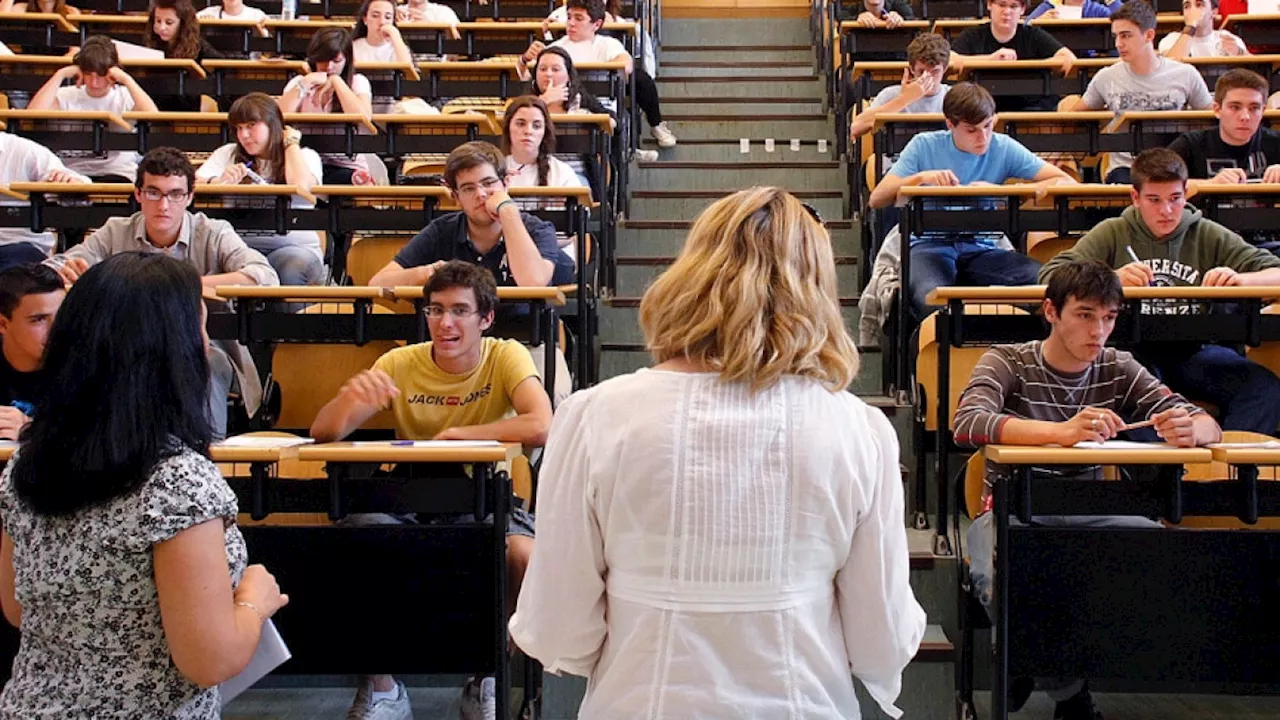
[
  {"left": 633, "top": 149, "right": 659, "bottom": 163},
  {"left": 651, "top": 122, "right": 677, "bottom": 148},
  {"left": 347, "top": 678, "right": 413, "bottom": 720},
  {"left": 459, "top": 676, "right": 497, "bottom": 720}
]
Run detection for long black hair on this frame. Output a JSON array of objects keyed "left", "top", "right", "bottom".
[
  {"left": 12, "top": 253, "right": 212, "bottom": 516},
  {"left": 307, "top": 26, "right": 357, "bottom": 113},
  {"left": 530, "top": 46, "right": 597, "bottom": 112}
]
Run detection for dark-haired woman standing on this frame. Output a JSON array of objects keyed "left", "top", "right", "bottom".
[{"left": 0, "top": 253, "right": 288, "bottom": 718}]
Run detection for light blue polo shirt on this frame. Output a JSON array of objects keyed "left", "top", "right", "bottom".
[{"left": 888, "top": 129, "right": 1046, "bottom": 185}]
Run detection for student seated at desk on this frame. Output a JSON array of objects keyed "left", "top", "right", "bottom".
[
  {"left": 1158, "top": 0, "right": 1247, "bottom": 58},
  {"left": 867, "top": 82, "right": 1075, "bottom": 323},
  {"left": 1171, "top": 69, "right": 1280, "bottom": 184},
  {"left": 354, "top": 0, "right": 412, "bottom": 64},
  {"left": 26, "top": 36, "right": 158, "bottom": 184},
  {"left": 522, "top": 0, "right": 677, "bottom": 151},
  {"left": 0, "top": 264, "right": 63, "bottom": 440},
  {"left": 528, "top": 48, "right": 619, "bottom": 155},
  {"left": 853, "top": 0, "right": 914, "bottom": 27},
  {"left": 849, "top": 33, "right": 951, "bottom": 142},
  {"left": 954, "top": 259, "right": 1221, "bottom": 720},
  {"left": 45, "top": 147, "right": 277, "bottom": 440},
  {"left": 502, "top": 96, "right": 587, "bottom": 214},
  {"left": 277, "top": 27, "right": 376, "bottom": 186},
  {"left": 1063, "top": 1, "right": 1214, "bottom": 183},
  {"left": 310, "top": 261, "right": 552, "bottom": 720},
  {"left": 146, "top": 0, "right": 224, "bottom": 112},
  {"left": 196, "top": 0, "right": 267, "bottom": 22},
  {"left": 0, "top": 132, "right": 89, "bottom": 270},
  {"left": 368, "top": 141, "right": 574, "bottom": 404},
  {"left": 0, "top": 0, "right": 79, "bottom": 16},
  {"left": 949, "top": 0, "right": 1077, "bottom": 111},
  {"left": 396, "top": 0, "right": 459, "bottom": 24},
  {"left": 197, "top": 93, "right": 325, "bottom": 287},
  {"left": 1025, "top": 0, "right": 1114, "bottom": 21},
  {"left": 1040, "top": 148, "right": 1280, "bottom": 435}
]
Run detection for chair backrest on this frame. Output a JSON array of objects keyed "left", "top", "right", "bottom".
[
  {"left": 964, "top": 450, "right": 985, "bottom": 521},
  {"left": 271, "top": 305, "right": 400, "bottom": 431},
  {"left": 916, "top": 304, "right": 1031, "bottom": 431},
  {"left": 347, "top": 235, "right": 411, "bottom": 287},
  {"left": 1027, "top": 234, "right": 1076, "bottom": 265}
]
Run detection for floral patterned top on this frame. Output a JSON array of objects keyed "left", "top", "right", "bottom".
[{"left": 0, "top": 447, "right": 247, "bottom": 719}]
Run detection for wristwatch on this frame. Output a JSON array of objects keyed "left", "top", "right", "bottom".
[{"left": 283, "top": 125, "right": 302, "bottom": 148}]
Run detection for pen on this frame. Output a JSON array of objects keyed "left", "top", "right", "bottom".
[
  {"left": 390, "top": 440, "right": 415, "bottom": 446},
  {"left": 1125, "top": 245, "right": 1152, "bottom": 287},
  {"left": 1118, "top": 418, "right": 1155, "bottom": 432}
]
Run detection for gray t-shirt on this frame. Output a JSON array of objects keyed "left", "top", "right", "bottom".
[
  {"left": 869, "top": 83, "right": 951, "bottom": 113},
  {"left": 1082, "top": 58, "right": 1213, "bottom": 170}
]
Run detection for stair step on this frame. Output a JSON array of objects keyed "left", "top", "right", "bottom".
[
  {"left": 638, "top": 160, "right": 839, "bottom": 169},
  {"left": 660, "top": 65, "right": 815, "bottom": 78},
  {"left": 629, "top": 192, "right": 844, "bottom": 222},
  {"left": 631, "top": 190, "right": 843, "bottom": 199},
  {"left": 665, "top": 113, "right": 828, "bottom": 122},
  {"left": 638, "top": 139, "right": 837, "bottom": 162},
  {"left": 614, "top": 256, "right": 857, "bottom": 297},
  {"left": 657, "top": 75, "right": 818, "bottom": 83},
  {"left": 616, "top": 226, "right": 859, "bottom": 256},
  {"left": 661, "top": 45, "right": 811, "bottom": 52},
  {"left": 657, "top": 77, "right": 823, "bottom": 100},
  {"left": 625, "top": 219, "right": 853, "bottom": 230},
  {"left": 916, "top": 624, "right": 954, "bottom": 662},
  {"left": 661, "top": 60, "right": 814, "bottom": 68},
  {"left": 660, "top": 18, "right": 812, "bottom": 46}
]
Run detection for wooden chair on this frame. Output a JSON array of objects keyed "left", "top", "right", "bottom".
[
  {"left": 1027, "top": 234, "right": 1076, "bottom": 265},
  {"left": 346, "top": 235, "right": 410, "bottom": 287},
  {"left": 916, "top": 304, "right": 1032, "bottom": 434},
  {"left": 221, "top": 430, "right": 331, "bottom": 527},
  {"left": 1175, "top": 430, "right": 1280, "bottom": 529}
]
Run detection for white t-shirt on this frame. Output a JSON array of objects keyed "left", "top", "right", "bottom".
[
  {"left": 353, "top": 37, "right": 399, "bottom": 63},
  {"left": 504, "top": 154, "right": 583, "bottom": 190},
  {"left": 196, "top": 143, "right": 323, "bottom": 258},
  {"left": 281, "top": 73, "right": 374, "bottom": 171},
  {"left": 1082, "top": 57, "right": 1214, "bottom": 169},
  {"left": 399, "top": 1, "right": 459, "bottom": 24},
  {"left": 1157, "top": 29, "right": 1248, "bottom": 57},
  {"left": 550, "top": 35, "right": 628, "bottom": 65},
  {"left": 196, "top": 3, "right": 267, "bottom": 21},
  {"left": 52, "top": 85, "right": 139, "bottom": 181},
  {"left": 545, "top": 6, "right": 655, "bottom": 74},
  {"left": 0, "top": 133, "right": 88, "bottom": 252}
]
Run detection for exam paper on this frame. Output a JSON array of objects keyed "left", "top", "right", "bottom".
[
  {"left": 351, "top": 440, "right": 502, "bottom": 448},
  {"left": 220, "top": 619, "right": 290, "bottom": 706},
  {"left": 218, "top": 436, "right": 316, "bottom": 448},
  {"left": 1073, "top": 440, "right": 1180, "bottom": 450}
]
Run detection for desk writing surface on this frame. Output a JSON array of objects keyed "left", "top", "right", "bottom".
[
  {"left": 0, "top": 186, "right": 27, "bottom": 201},
  {"left": 900, "top": 185, "right": 1040, "bottom": 198},
  {"left": 838, "top": 20, "right": 932, "bottom": 31},
  {"left": 1191, "top": 183, "right": 1280, "bottom": 196},
  {"left": 0, "top": 109, "right": 131, "bottom": 131},
  {"left": 124, "top": 111, "right": 226, "bottom": 124},
  {"left": 1104, "top": 110, "right": 1280, "bottom": 133},
  {"left": 1224, "top": 12, "right": 1280, "bottom": 30},
  {"left": 209, "top": 444, "right": 289, "bottom": 464},
  {"left": 0, "top": 441, "right": 14, "bottom": 463},
  {"left": 263, "top": 19, "right": 352, "bottom": 29},
  {"left": 0, "top": 11, "right": 76, "bottom": 31},
  {"left": 568, "top": 61, "right": 628, "bottom": 72},
  {"left": 10, "top": 181, "right": 133, "bottom": 194},
  {"left": 0, "top": 54, "right": 72, "bottom": 68},
  {"left": 391, "top": 285, "right": 567, "bottom": 306},
  {"left": 373, "top": 112, "right": 491, "bottom": 126},
  {"left": 418, "top": 60, "right": 519, "bottom": 72},
  {"left": 984, "top": 444, "right": 1212, "bottom": 465},
  {"left": 313, "top": 184, "right": 450, "bottom": 198},
  {"left": 215, "top": 285, "right": 388, "bottom": 301},
  {"left": 871, "top": 112, "right": 944, "bottom": 132},
  {"left": 925, "top": 284, "right": 1280, "bottom": 304},
  {"left": 958, "top": 59, "right": 1072, "bottom": 74},
  {"left": 202, "top": 59, "right": 311, "bottom": 74},
  {"left": 352, "top": 60, "right": 421, "bottom": 81},
  {"left": 442, "top": 21, "right": 635, "bottom": 33},
  {"left": 548, "top": 113, "right": 613, "bottom": 131},
  {"left": 994, "top": 111, "right": 1114, "bottom": 131},
  {"left": 297, "top": 441, "right": 519, "bottom": 464},
  {"left": 1209, "top": 445, "right": 1280, "bottom": 465},
  {"left": 1044, "top": 182, "right": 1132, "bottom": 197},
  {"left": 119, "top": 58, "right": 208, "bottom": 79},
  {"left": 286, "top": 112, "right": 378, "bottom": 134}
]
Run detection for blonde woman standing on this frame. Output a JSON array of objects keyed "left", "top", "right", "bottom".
[{"left": 510, "top": 188, "right": 925, "bottom": 719}]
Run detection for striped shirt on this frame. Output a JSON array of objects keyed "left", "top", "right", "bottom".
[{"left": 953, "top": 341, "right": 1200, "bottom": 491}]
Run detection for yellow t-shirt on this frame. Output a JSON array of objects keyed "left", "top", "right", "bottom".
[{"left": 372, "top": 337, "right": 540, "bottom": 440}]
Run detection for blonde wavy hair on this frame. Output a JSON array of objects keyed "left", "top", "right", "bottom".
[{"left": 639, "top": 187, "right": 859, "bottom": 392}]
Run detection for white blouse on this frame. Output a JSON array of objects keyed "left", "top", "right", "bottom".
[{"left": 510, "top": 370, "right": 925, "bottom": 719}]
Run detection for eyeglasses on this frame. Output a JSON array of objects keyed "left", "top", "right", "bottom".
[
  {"left": 454, "top": 176, "right": 503, "bottom": 198},
  {"left": 140, "top": 188, "right": 191, "bottom": 202},
  {"left": 425, "top": 305, "right": 480, "bottom": 320}
]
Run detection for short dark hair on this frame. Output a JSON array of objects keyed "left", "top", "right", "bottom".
[
  {"left": 1111, "top": 0, "right": 1156, "bottom": 33},
  {"left": 12, "top": 253, "right": 212, "bottom": 516},
  {"left": 443, "top": 141, "right": 504, "bottom": 190},
  {"left": 943, "top": 82, "right": 996, "bottom": 126},
  {"left": 906, "top": 33, "right": 950, "bottom": 68},
  {"left": 566, "top": 0, "right": 606, "bottom": 25},
  {"left": 74, "top": 35, "right": 119, "bottom": 75},
  {"left": 1214, "top": 68, "right": 1268, "bottom": 105},
  {"left": 0, "top": 264, "right": 63, "bottom": 318},
  {"left": 1046, "top": 259, "right": 1124, "bottom": 315},
  {"left": 1131, "top": 148, "right": 1188, "bottom": 189},
  {"left": 136, "top": 146, "right": 195, "bottom": 192},
  {"left": 424, "top": 261, "right": 499, "bottom": 319}
]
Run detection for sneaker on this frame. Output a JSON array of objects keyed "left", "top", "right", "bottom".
[
  {"left": 633, "top": 149, "right": 659, "bottom": 163},
  {"left": 459, "top": 676, "right": 497, "bottom": 720},
  {"left": 347, "top": 678, "right": 413, "bottom": 720},
  {"left": 1008, "top": 675, "right": 1034, "bottom": 712},
  {"left": 1053, "top": 684, "right": 1103, "bottom": 720},
  {"left": 651, "top": 122, "right": 678, "bottom": 148}
]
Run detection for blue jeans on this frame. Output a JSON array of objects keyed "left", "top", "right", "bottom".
[
  {"left": 262, "top": 245, "right": 325, "bottom": 287},
  {"left": 207, "top": 345, "right": 234, "bottom": 441},
  {"left": 907, "top": 239, "right": 1041, "bottom": 322},
  {"left": 1143, "top": 344, "right": 1280, "bottom": 435}
]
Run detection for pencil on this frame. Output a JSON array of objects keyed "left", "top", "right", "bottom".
[{"left": 1119, "top": 418, "right": 1155, "bottom": 431}]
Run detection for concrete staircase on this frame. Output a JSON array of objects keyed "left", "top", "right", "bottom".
[{"left": 543, "top": 16, "right": 961, "bottom": 720}]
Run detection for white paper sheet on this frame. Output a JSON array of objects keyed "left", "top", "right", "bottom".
[
  {"left": 112, "top": 40, "right": 165, "bottom": 60},
  {"left": 217, "top": 436, "right": 316, "bottom": 448},
  {"left": 1073, "top": 440, "right": 1181, "bottom": 450},
  {"left": 1209, "top": 441, "right": 1280, "bottom": 449},
  {"left": 220, "top": 619, "right": 290, "bottom": 706},
  {"left": 1053, "top": 3, "right": 1084, "bottom": 19}
]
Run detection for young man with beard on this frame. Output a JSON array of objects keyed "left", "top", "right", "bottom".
[{"left": 1039, "top": 148, "right": 1280, "bottom": 435}]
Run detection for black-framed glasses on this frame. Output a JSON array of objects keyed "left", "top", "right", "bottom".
[
  {"left": 425, "top": 305, "right": 481, "bottom": 320},
  {"left": 455, "top": 176, "right": 503, "bottom": 198},
  {"left": 140, "top": 188, "right": 191, "bottom": 202}
]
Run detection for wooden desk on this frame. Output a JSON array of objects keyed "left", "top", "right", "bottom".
[
  {"left": 0, "top": 10, "right": 75, "bottom": 32},
  {"left": 391, "top": 285, "right": 567, "bottom": 306},
  {"left": 1209, "top": 444, "right": 1280, "bottom": 466},
  {"left": 899, "top": 185, "right": 1040, "bottom": 199},
  {"left": 202, "top": 58, "right": 309, "bottom": 99},
  {"left": 0, "top": 53, "right": 71, "bottom": 93},
  {"left": 983, "top": 444, "right": 1212, "bottom": 467},
  {"left": 926, "top": 284, "right": 1280, "bottom": 305},
  {"left": 1224, "top": 12, "right": 1280, "bottom": 47},
  {"left": 837, "top": 20, "right": 932, "bottom": 58},
  {"left": 354, "top": 59, "right": 422, "bottom": 83},
  {"left": 0, "top": 109, "right": 130, "bottom": 132},
  {"left": 297, "top": 441, "right": 519, "bottom": 465},
  {"left": 0, "top": 442, "right": 14, "bottom": 463},
  {"left": 215, "top": 286, "right": 388, "bottom": 302}
]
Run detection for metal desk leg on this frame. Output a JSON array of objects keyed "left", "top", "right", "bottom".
[{"left": 992, "top": 468, "right": 1015, "bottom": 720}]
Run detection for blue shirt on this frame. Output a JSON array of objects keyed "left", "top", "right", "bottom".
[
  {"left": 1025, "top": 0, "right": 1114, "bottom": 21},
  {"left": 888, "top": 130, "right": 1046, "bottom": 185}
]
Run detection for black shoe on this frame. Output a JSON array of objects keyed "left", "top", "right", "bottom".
[
  {"left": 1008, "top": 676, "right": 1034, "bottom": 712},
  {"left": 1054, "top": 684, "right": 1103, "bottom": 720}
]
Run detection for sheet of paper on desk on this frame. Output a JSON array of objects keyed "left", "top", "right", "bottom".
[
  {"left": 1052, "top": 3, "right": 1083, "bottom": 19},
  {"left": 218, "top": 436, "right": 316, "bottom": 448},
  {"left": 1209, "top": 440, "right": 1280, "bottom": 449},
  {"left": 1073, "top": 440, "right": 1180, "bottom": 449},
  {"left": 112, "top": 40, "right": 165, "bottom": 60},
  {"left": 351, "top": 440, "right": 503, "bottom": 448},
  {"left": 219, "top": 619, "right": 290, "bottom": 706}
]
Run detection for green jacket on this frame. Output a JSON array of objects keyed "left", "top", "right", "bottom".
[{"left": 1039, "top": 205, "right": 1280, "bottom": 287}]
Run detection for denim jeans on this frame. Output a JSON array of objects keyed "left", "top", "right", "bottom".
[
  {"left": 907, "top": 239, "right": 1041, "bottom": 322},
  {"left": 1138, "top": 344, "right": 1280, "bottom": 436}
]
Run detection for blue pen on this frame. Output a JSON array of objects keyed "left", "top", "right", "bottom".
[{"left": 390, "top": 440, "right": 415, "bottom": 446}]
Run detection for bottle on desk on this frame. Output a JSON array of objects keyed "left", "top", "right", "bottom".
[{"left": 280, "top": 0, "right": 296, "bottom": 21}]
